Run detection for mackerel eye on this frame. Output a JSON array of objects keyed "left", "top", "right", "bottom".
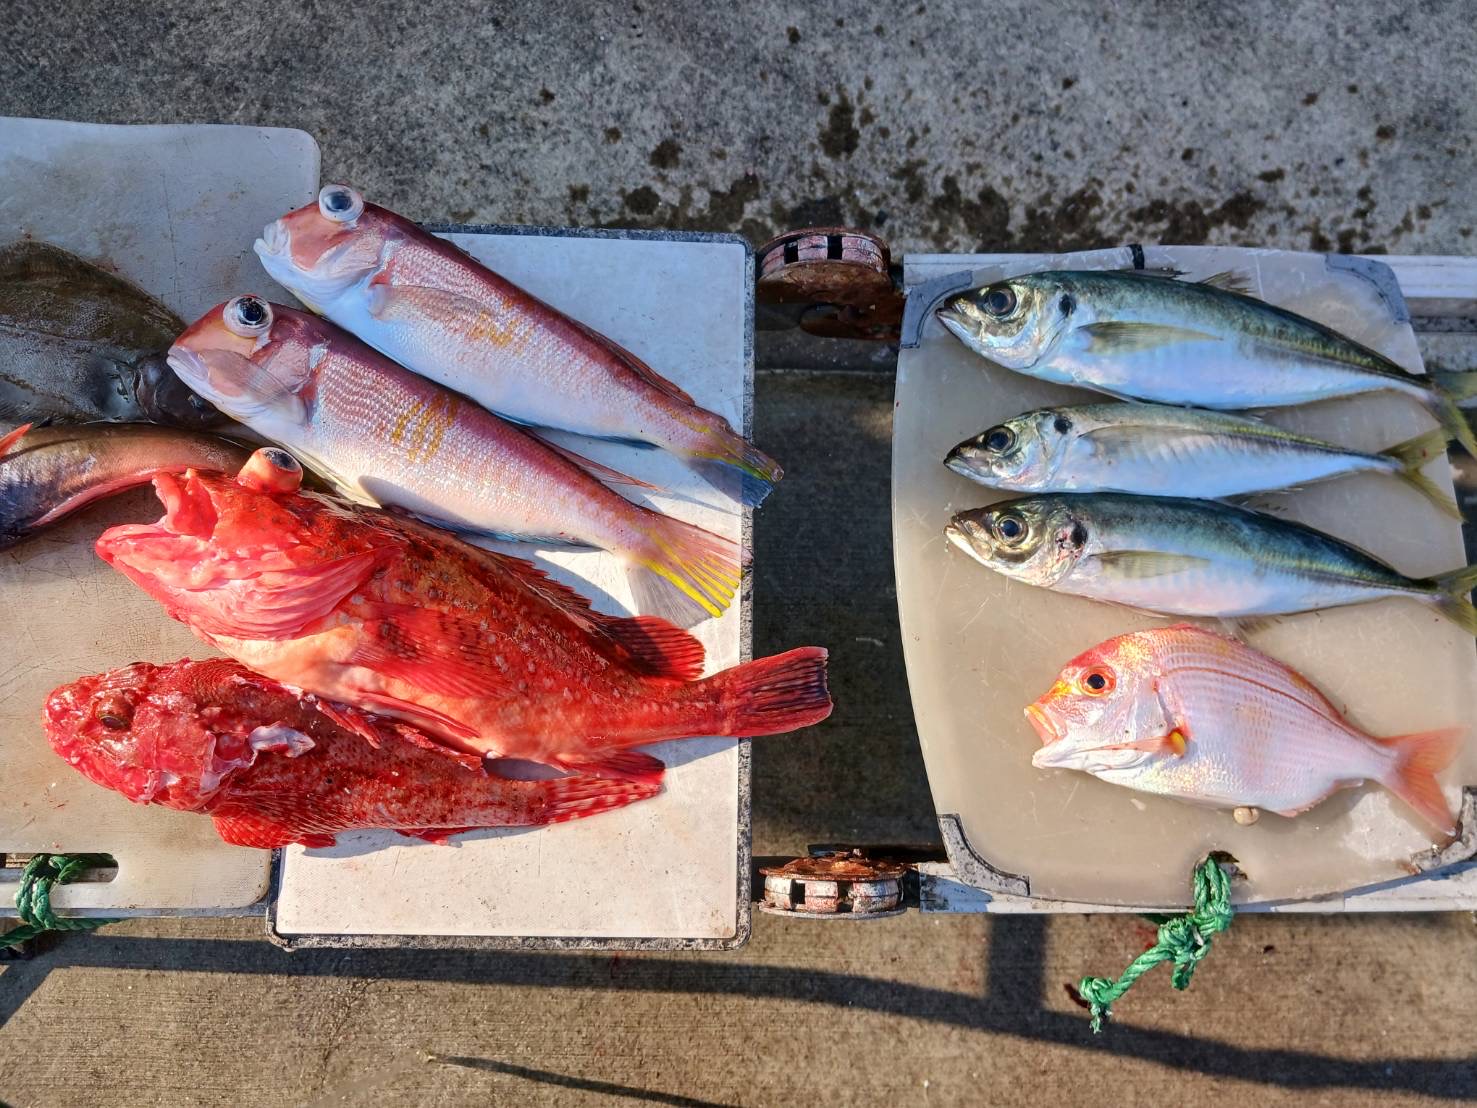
[
  {"left": 981, "top": 285, "right": 1017, "bottom": 317},
  {"left": 318, "top": 184, "right": 364, "bottom": 224},
  {"left": 223, "top": 295, "right": 273, "bottom": 338},
  {"left": 993, "top": 512, "right": 1027, "bottom": 544},
  {"left": 983, "top": 425, "right": 1015, "bottom": 453},
  {"left": 1079, "top": 668, "right": 1114, "bottom": 696}
]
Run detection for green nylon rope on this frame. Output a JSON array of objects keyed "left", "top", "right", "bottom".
[
  {"left": 0, "top": 854, "right": 119, "bottom": 949},
  {"left": 1076, "top": 857, "right": 1235, "bottom": 1033}
]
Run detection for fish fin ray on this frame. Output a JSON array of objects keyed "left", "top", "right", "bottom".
[
  {"left": 541, "top": 775, "right": 663, "bottom": 822},
  {"left": 347, "top": 602, "right": 519, "bottom": 699},
  {"left": 1424, "top": 371, "right": 1477, "bottom": 456},
  {"left": 1381, "top": 429, "right": 1461, "bottom": 519},
  {"left": 684, "top": 433, "right": 785, "bottom": 507},
  {"left": 698, "top": 646, "right": 833, "bottom": 735},
  {"left": 1194, "top": 270, "right": 1255, "bottom": 296},
  {"left": 354, "top": 691, "right": 485, "bottom": 747},
  {"left": 311, "top": 698, "right": 385, "bottom": 748},
  {"left": 553, "top": 748, "right": 666, "bottom": 784},
  {"left": 211, "top": 811, "right": 334, "bottom": 850},
  {"left": 1377, "top": 726, "right": 1463, "bottom": 836},
  {"left": 628, "top": 515, "right": 747, "bottom": 626},
  {"left": 0, "top": 422, "right": 32, "bottom": 458},
  {"left": 1076, "top": 321, "right": 1221, "bottom": 355},
  {"left": 1094, "top": 550, "right": 1214, "bottom": 580},
  {"left": 596, "top": 616, "right": 706, "bottom": 680}
]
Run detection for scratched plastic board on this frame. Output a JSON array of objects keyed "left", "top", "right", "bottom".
[
  {"left": 0, "top": 119, "right": 319, "bottom": 910},
  {"left": 272, "top": 227, "right": 751, "bottom": 946},
  {"left": 894, "top": 245, "right": 1477, "bottom": 906}
]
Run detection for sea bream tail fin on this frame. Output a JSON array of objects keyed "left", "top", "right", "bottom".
[
  {"left": 684, "top": 428, "right": 784, "bottom": 508},
  {"left": 1428, "top": 564, "right": 1477, "bottom": 636},
  {"left": 627, "top": 514, "right": 747, "bottom": 627},
  {"left": 1423, "top": 371, "right": 1477, "bottom": 456},
  {"left": 1376, "top": 726, "right": 1463, "bottom": 837},
  {"left": 700, "top": 646, "right": 833, "bottom": 736},
  {"left": 1381, "top": 429, "right": 1461, "bottom": 519}
]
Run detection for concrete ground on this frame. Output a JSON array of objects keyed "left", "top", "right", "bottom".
[{"left": 5, "top": 2, "right": 1477, "bottom": 1104}]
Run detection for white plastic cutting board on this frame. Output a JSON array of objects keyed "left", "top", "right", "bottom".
[
  {"left": 274, "top": 229, "right": 750, "bottom": 943},
  {"left": 0, "top": 118, "right": 319, "bottom": 910},
  {"left": 895, "top": 245, "right": 1477, "bottom": 906}
]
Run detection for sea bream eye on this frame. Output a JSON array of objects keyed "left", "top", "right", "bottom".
[
  {"left": 318, "top": 184, "right": 365, "bottom": 224},
  {"left": 1080, "top": 668, "right": 1114, "bottom": 695},
  {"left": 983, "top": 425, "right": 1015, "bottom": 453},
  {"left": 982, "top": 286, "right": 1017, "bottom": 317},
  {"left": 223, "top": 295, "right": 273, "bottom": 338}
]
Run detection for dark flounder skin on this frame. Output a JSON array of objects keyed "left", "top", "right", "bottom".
[{"left": 0, "top": 241, "right": 223, "bottom": 428}]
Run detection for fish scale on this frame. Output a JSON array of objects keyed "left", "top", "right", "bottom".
[{"left": 1028, "top": 625, "right": 1460, "bottom": 833}]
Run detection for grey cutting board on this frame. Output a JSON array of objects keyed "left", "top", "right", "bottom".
[
  {"left": 0, "top": 118, "right": 319, "bottom": 911},
  {"left": 894, "top": 245, "right": 1477, "bottom": 906}
]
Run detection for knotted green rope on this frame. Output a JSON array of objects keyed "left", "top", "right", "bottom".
[
  {"left": 1076, "top": 857, "right": 1234, "bottom": 1033},
  {"left": 1, "top": 854, "right": 118, "bottom": 949}
]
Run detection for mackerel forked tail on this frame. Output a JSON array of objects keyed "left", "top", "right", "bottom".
[
  {"left": 1428, "top": 563, "right": 1477, "bottom": 636},
  {"left": 684, "top": 425, "right": 784, "bottom": 508},
  {"left": 1381, "top": 429, "right": 1461, "bottom": 519},
  {"left": 1423, "top": 371, "right": 1477, "bottom": 458},
  {"left": 627, "top": 513, "right": 747, "bottom": 627}
]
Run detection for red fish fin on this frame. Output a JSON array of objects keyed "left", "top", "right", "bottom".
[
  {"left": 1377, "top": 726, "right": 1464, "bottom": 836},
  {"left": 312, "top": 698, "right": 383, "bottom": 748},
  {"left": 347, "top": 603, "right": 517, "bottom": 699},
  {"left": 175, "top": 546, "right": 390, "bottom": 640},
  {"left": 1116, "top": 729, "right": 1189, "bottom": 756},
  {"left": 559, "top": 316, "right": 695, "bottom": 404},
  {"left": 378, "top": 514, "right": 706, "bottom": 676},
  {"left": 554, "top": 748, "right": 666, "bottom": 784},
  {"left": 629, "top": 515, "right": 746, "bottom": 627},
  {"left": 596, "top": 616, "right": 706, "bottom": 681},
  {"left": 700, "top": 647, "right": 833, "bottom": 736},
  {"left": 381, "top": 720, "right": 486, "bottom": 772},
  {"left": 398, "top": 827, "right": 476, "bottom": 844},
  {"left": 0, "top": 422, "right": 32, "bottom": 458},
  {"left": 541, "top": 775, "right": 663, "bottom": 822},
  {"left": 211, "top": 811, "right": 335, "bottom": 850},
  {"left": 525, "top": 431, "right": 662, "bottom": 491}
]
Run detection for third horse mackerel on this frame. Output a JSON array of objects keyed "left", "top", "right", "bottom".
[
  {"left": 936, "top": 269, "right": 1477, "bottom": 457},
  {"left": 255, "top": 185, "right": 783, "bottom": 506}
]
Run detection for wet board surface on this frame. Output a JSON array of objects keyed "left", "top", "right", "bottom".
[
  {"left": 894, "top": 245, "right": 1477, "bottom": 907},
  {"left": 273, "top": 228, "right": 751, "bottom": 945},
  {"left": 0, "top": 119, "right": 319, "bottom": 911}
]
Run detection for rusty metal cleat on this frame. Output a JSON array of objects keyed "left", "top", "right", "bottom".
[{"left": 758, "top": 849, "right": 909, "bottom": 919}]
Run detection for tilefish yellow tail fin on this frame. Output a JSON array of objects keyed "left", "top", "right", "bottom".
[
  {"left": 1428, "top": 564, "right": 1477, "bottom": 636},
  {"left": 1381, "top": 429, "right": 1462, "bottom": 520},
  {"left": 627, "top": 514, "right": 747, "bottom": 627},
  {"left": 685, "top": 427, "right": 784, "bottom": 508},
  {"left": 701, "top": 646, "right": 833, "bottom": 736},
  {"left": 1424, "top": 370, "right": 1477, "bottom": 458},
  {"left": 1376, "top": 726, "right": 1464, "bottom": 837}
]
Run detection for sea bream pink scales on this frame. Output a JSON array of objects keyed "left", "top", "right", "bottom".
[
  {"left": 254, "top": 185, "right": 783, "bottom": 506},
  {"left": 1026, "top": 625, "right": 1462, "bottom": 836},
  {"left": 167, "top": 296, "right": 742, "bottom": 625}
]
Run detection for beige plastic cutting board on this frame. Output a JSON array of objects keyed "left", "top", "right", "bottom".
[
  {"left": 273, "top": 229, "right": 750, "bottom": 943},
  {"left": 894, "top": 245, "right": 1477, "bottom": 906},
  {"left": 0, "top": 118, "right": 319, "bottom": 911}
]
